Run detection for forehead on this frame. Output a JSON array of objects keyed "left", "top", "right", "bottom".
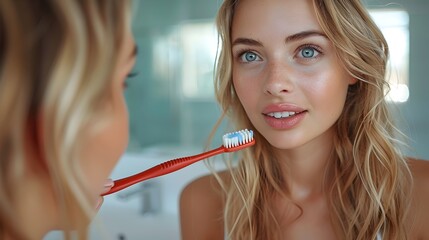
[{"left": 231, "top": 0, "right": 322, "bottom": 39}]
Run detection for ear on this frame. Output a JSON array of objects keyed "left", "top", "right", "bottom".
[{"left": 348, "top": 77, "right": 358, "bottom": 85}]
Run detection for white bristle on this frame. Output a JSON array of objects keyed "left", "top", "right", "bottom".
[{"left": 222, "top": 129, "right": 254, "bottom": 148}]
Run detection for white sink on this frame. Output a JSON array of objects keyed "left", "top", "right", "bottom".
[
  {"left": 91, "top": 206, "right": 180, "bottom": 240},
  {"left": 45, "top": 209, "right": 179, "bottom": 240}
]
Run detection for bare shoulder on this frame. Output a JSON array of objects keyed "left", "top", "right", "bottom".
[
  {"left": 407, "top": 158, "right": 429, "bottom": 239},
  {"left": 179, "top": 170, "right": 230, "bottom": 240},
  {"left": 408, "top": 158, "right": 429, "bottom": 193},
  {"left": 408, "top": 157, "right": 429, "bottom": 178}
]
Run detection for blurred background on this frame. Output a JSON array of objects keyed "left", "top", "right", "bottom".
[
  {"left": 126, "top": 0, "right": 429, "bottom": 158},
  {"left": 45, "top": 0, "right": 429, "bottom": 239}
]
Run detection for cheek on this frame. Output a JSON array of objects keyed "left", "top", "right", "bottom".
[
  {"left": 301, "top": 68, "right": 350, "bottom": 114},
  {"left": 233, "top": 69, "right": 258, "bottom": 104},
  {"left": 79, "top": 94, "right": 129, "bottom": 199},
  {"left": 233, "top": 77, "right": 253, "bottom": 115}
]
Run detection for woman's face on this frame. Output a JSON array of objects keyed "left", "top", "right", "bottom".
[
  {"left": 79, "top": 27, "right": 136, "bottom": 203},
  {"left": 231, "top": 0, "right": 356, "bottom": 150}
]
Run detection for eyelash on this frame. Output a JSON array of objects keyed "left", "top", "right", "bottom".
[
  {"left": 234, "top": 43, "right": 324, "bottom": 65},
  {"left": 236, "top": 48, "right": 261, "bottom": 63},
  {"left": 127, "top": 72, "right": 139, "bottom": 78},
  {"left": 236, "top": 44, "right": 323, "bottom": 58},
  {"left": 295, "top": 44, "right": 323, "bottom": 59},
  {"left": 124, "top": 71, "right": 139, "bottom": 88}
]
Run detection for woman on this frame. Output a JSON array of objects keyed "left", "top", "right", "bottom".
[
  {"left": 0, "top": 0, "right": 136, "bottom": 239},
  {"left": 180, "top": 0, "right": 429, "bottom": 239}
]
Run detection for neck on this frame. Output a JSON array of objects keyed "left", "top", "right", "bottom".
[
  {"left": 277, "top": 129, "right": 335, "bottom": 201},
  {"left": 16, "top": 170, "right": 58, "bottom": 239}
]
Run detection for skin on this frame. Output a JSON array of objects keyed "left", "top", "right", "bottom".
[
  {"left": 13, "top": 28, "right": 137, "bottom": 240},
  {"left": 230, "top": 0, "right": 356, "bottom": 202},
  {"left": 79, "top": 28, "right": 137, "bottom": 207},
  {"left": 180, "top": 0, "right": 429, "bottom": 239}
]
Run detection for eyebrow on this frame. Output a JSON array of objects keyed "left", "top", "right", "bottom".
[
  {"left": 232, "top": 38, "right": 262, "bottom": 47},
  {"left": 285, "top": 30, "right": 327, "bottom": 43},
  {"left": 232, "top": 30, "right": 327, "bottom": 47}
]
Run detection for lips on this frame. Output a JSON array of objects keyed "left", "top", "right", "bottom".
[{"left": 262, "top": 104, "right": 307, "bottom": 129}]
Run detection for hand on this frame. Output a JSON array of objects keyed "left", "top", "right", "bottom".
[{"left": 95, "top": 178, "right": 115, "bottom": 210}]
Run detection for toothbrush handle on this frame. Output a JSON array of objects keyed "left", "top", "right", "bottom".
[{"left": 102, "top": 146, "right": 226, "bottom": 196}]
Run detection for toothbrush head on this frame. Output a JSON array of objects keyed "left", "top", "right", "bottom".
[{"left": 222, "top": 129, "right": 255, "bottom": 152}]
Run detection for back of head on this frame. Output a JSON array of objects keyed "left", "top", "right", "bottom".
[{"left": 0, "top": 0, "right": 130, "bottom": 238}]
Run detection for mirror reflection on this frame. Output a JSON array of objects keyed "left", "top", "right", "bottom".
[{"left": 43, "top": 0, "right": 429, "bottom": 239}]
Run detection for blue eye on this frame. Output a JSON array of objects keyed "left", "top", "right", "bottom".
[
  {"left": 298, "top": 46, "right": 320, "bottom": 58},
  {"left": 240, "top": 51, "right": 261, "bottom": 63}
]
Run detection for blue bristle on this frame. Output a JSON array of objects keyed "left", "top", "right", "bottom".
[{"left": 223, "top": 129, "right": 254, "bottom": 148}]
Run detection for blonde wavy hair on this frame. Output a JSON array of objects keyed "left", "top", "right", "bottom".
[
  {"left": 213, "top": 0, "right": 412, "bottom": 239},
  {"left": 0, "top": 0, "right": 130, "bottom": 239}
]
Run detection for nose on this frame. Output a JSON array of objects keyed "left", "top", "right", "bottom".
[{"left": 263, "top": 62, "right": 294, "bottom": 96}]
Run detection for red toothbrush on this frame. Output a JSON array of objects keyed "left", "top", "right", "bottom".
[{"left": 102, "top": 129, "right": 255, "bottom": 196}]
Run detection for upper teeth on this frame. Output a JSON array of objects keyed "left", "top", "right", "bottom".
[{"left": 267, "top": 111, "right": 297, "bottom": 119}]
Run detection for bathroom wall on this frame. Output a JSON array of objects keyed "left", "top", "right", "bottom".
[
  {"left": 126, "top": 0, "right": 429, "bottom": 157},
  {"left": 125, "top": 0, "right": 221, "bottom": 152},
  {"left": 384, "top": 0, "right": 429, "bottom": 159},
  {"left": 365, "top": 0, "right": 429, "bottom": 159}
]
